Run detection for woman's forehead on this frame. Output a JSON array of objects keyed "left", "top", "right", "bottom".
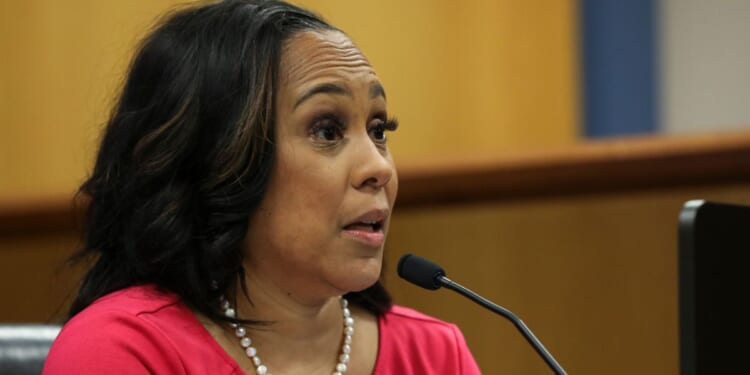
[{"left": 279, "top": 30, "right": 377, "bottom": 93}]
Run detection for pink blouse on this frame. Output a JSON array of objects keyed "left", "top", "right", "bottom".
[{"left": 43, "top": 285, "right": 481, "bottom": 374}]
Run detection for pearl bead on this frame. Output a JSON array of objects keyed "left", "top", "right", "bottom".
[
  {"left": 240, "top": 337, "right": 251, "bottom": 348},
  {"left": 343, "top": 344, "right": 351, "bottom": 354},
  {"left": 340, "top": 353, "right": 350, "bottom": 363},
  {"left": 336, "top": 363, "right": 347, "bottom": 372},
  {"left": 224, "top": 308, "right": 235, "bottom": 318},
  {"left": 245, "top": 347, "right": 257, "bottom": 357},
  {"left": 256, "top": 365, "right": 267, "bottom": 375},
  {"left": 235, "top": 327, "right": 246, "bottom": 337},
  {"left": 252, "top": 356, "right": 262, "bottom": 366},
  {"left": 344, "top": 317, "right": 354, "bottom": 327},
  {"left": 344, "top": 326, "right": 354, "bottom": 336}
]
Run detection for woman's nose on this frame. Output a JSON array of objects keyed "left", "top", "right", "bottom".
[{"left": 350, "top": 139, "right": 394, "bottom": 191}]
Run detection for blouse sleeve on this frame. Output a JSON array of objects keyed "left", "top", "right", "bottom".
[{"left": 450, "top": 324, "right": 482, "bottom": 374}]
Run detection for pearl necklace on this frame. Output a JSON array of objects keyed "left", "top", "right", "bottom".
[{"left": 220, "top": 296, "right": 354, "bottom": 375}]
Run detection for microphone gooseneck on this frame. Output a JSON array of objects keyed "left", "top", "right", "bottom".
[{"left": 397, "top": 253, "right": 567, "bottom": 375}]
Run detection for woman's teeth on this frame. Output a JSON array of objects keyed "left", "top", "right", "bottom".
[{"left": 345, "top": 222, "right": 379, "bottom": 232}]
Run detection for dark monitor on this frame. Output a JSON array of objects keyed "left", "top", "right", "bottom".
[{"left": 678, "top": 200, "right": 750, "bottom": 375}]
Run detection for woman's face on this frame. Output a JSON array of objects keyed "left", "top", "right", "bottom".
[{"left": 245, "top": 30, "right": 398, "bottom": 301}]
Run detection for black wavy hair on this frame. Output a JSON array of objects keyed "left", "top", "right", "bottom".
[{"left": 68, "top": 0, "right": 391, "bottom": 323}]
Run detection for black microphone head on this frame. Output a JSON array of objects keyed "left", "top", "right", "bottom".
[{"left": 397, "top": 253, "right": 446, "bottom": 290}]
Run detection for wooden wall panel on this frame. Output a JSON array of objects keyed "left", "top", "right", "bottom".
[
  {"left": 0, "top": 0, "right": 182, "bottom": 198},
  {"left": 383, "top": 184, "right": 750, "bottom": 374},
  {"left": 1, "top": 0, "right": 579, "bottom": 198},
  {"left": 0, "top": 232, "right": 81, "bottom": 322},
  {"left": 3, "top": 183, "right": 750, "bottom": 374}
]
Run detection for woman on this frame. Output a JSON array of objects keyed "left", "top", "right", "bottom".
[{"left": 43, "top": 1, "right": 480, "bottom": 374}]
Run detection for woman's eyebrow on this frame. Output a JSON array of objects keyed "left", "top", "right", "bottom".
[
  {"left": 370, "top": 82, "right": 386, "bottom": 101},
  {"left": 294, "top": 82, "right": 350, "bottom": 109},
  {"left": 293, "top": 81, "right": 387, "bottom": 109}
]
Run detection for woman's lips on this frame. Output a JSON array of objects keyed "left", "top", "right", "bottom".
[
  {"left": 342, "top": 208, "right": 389, "bottom": 247},
  {"left": 343, "top": 226, "right": 385, "bottom": 247}
]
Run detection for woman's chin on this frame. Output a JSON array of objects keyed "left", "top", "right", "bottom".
[
  {"left": 348, "top": 277, "right": 380, "bottom": 293},
  {"left": 337, "top": 262, "right": 382, "bottom": 293}
]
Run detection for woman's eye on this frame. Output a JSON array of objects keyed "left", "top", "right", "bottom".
[
  {"left": 310, "top": 118, "right": 344, "bottom": 142},
  {"left": 370, "top": 124, "right": 386, "bottom": 142},
  {"left": 369, "top": 117, "right": 398, "bottom": 144},
  {"left": 315, "top": 126, "right": 339, "bottom": 141}
]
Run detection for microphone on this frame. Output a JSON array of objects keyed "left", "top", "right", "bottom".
[{"left": 397, "top": 253, "right": 567, "bottom": 375}]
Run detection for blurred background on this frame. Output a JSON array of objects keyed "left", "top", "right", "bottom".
[{"left": 1, "top": 0, "right": 749, "bottom": 374}]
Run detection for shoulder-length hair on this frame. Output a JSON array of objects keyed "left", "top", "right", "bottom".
[{"left": 69, "top": 0, "right": 391, "bottom": 323}]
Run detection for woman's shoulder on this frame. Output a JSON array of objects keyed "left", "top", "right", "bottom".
[
  {"left": 375, "top": 304, "right": 482, "bottom": 374},
  {"left": 71, "top": 284, "right": 181, "bottom": 316},
  {"left": 52, "top": 284, "right": 187, "bottom": 344},
  {"left": 383, "top": 304, "right": 452, "bottom": 323},
  {"left": 43, "top": 285, "right": 241, "bottom": 374},
  {"left": 380, "top": 304, "right": 462, "bottom": 338}
]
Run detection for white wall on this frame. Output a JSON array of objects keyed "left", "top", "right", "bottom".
[{"left": 660, "top": 0, "right": 750, "bottom": 133}]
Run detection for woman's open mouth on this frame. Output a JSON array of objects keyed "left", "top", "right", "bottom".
[
  {"left": 343, "top": 221, "right": 383, "bottom": 232},
  {"left": 342, "top": 210, "right": 387, "bottom": 247}
]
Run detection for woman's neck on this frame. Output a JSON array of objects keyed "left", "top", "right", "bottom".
[
  {"left": 236, "top": 271, "right": 344, "bottom": 341},
  {"left": 224, "top": 272, "right": 347, "bottom": 374}
]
